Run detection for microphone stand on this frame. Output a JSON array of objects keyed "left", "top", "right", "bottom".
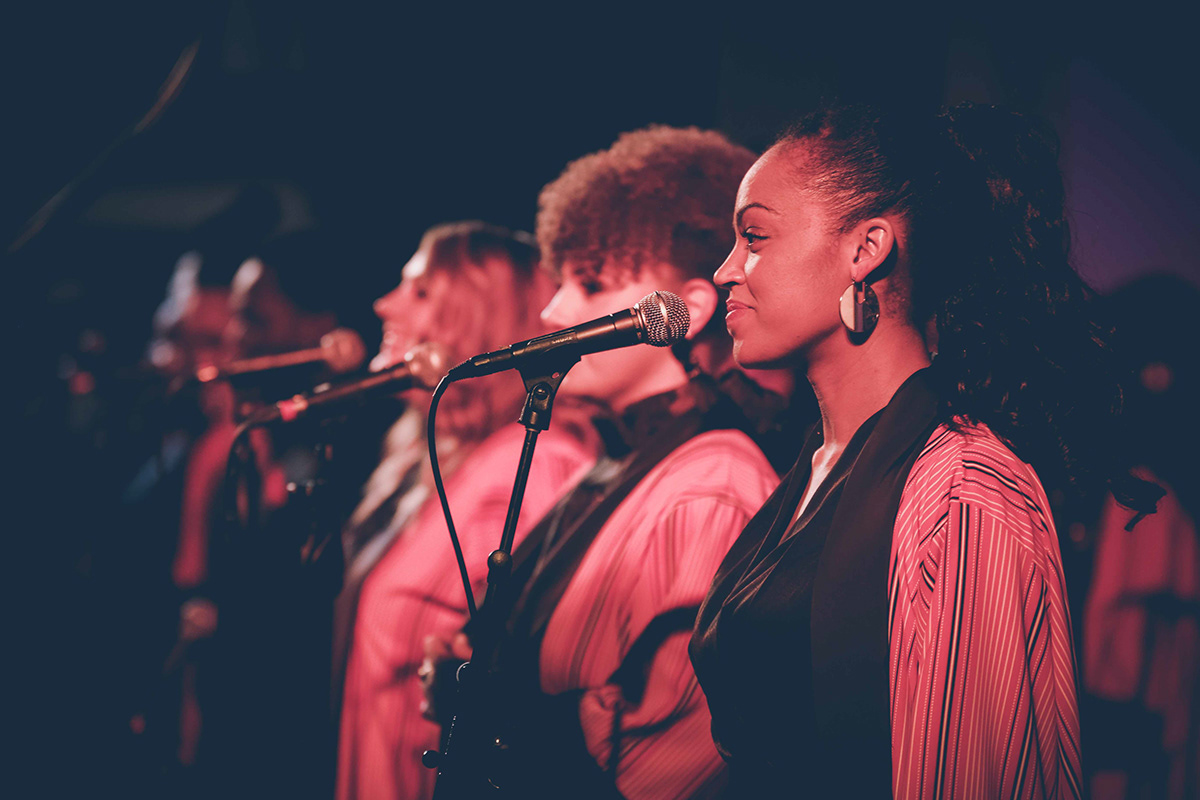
[
  {"left": 216, "top": 414, "right": 347, "bottom": 796},
  {"left": 276, "top": 420, "right": 344, "bottom": 798},
  {"left": 209, "top": 420, "right": 264, "bottom": 792},
  {"left": 429, "top": 357, "right": 574, "bottom": 799}
]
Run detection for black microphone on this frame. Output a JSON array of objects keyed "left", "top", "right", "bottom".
[
  {"left": 245, "top": 342, "right": 449, "bottom": 425},
  {"left": 447, "top": 290, "right": 690, "bottom": 381},
  {"left": 196, "top": 328, "right": 366, "bottom": 382}
]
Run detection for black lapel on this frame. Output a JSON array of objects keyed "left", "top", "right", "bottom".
[{"left": 809, "top": 368, "right": 941, "bottom": 794}]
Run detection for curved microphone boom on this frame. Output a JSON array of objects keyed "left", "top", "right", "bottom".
[
  {"left": 245, "top": 342, "right": 449, "bottom": 426},
  {"left": 196, "top": 328, "right": 367, "bottom": 382},
  {"left": 447, "top": 290, "right": 689, "bottom": 381}
]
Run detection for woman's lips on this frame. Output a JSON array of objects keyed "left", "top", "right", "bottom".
[
  {"left": 725, "top": 300, "right": 751, "bottom": 322},
  {"left": 369, "top": 349, "right": 399, "bottom": 372},
  {"left": 371, "top": 330, "right": 407, "bottom": 371}
]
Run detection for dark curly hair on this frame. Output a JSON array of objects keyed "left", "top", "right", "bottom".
[
  {"left": 537, "top": 125, "right": 756, "bottom": 285},
  {"left": 777, "top": 103, "right": 1159, "bottom": 511}
]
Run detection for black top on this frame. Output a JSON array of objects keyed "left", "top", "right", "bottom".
[
  {"left": 689, "top": 411, "right": 881, "bottom": 794},
  {"left": 689, "top": 368, "right": 942, "bottom": 797}
]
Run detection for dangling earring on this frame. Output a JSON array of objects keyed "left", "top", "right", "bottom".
[{"left": 838, "top": 280, "right": 879, "bottom": 339}]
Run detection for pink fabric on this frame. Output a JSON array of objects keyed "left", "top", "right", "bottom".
[
  {"left": 1084, "top": 469, "right": 1199, "bottom": 799},
  {"left": 889, "top": 424, "right": 1083, "bottom": 799},
  {"left": 173, "top": 424, "right": 286, "bottom": 589},
  {"left": 538, "top": 430, "right": 778, "bottom": 799},
  {"left": 172, "top": 422, "right": 235, "bottom": 590},
  {"left": 337, "top": 423, "right": 596, "bottom": 800}
]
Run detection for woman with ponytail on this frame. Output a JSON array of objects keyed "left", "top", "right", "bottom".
[{"left": 688, "top": 103, "right": 1160, "bottom": 798}]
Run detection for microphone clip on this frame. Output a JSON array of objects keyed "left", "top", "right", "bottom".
[{"left": 515, "top": 355, "right": 577, "bottom": 431}]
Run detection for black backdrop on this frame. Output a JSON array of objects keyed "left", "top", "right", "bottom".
[{"left": 4, "top": 2, "right": 1198, "bottom": 796}]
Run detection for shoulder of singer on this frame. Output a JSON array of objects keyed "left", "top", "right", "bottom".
[
  {"left": 901, "top": 422, "right": 1055, "bottom": 536},
  {"left": 634, "top": 429, "right": 778, "bottom": 523}
]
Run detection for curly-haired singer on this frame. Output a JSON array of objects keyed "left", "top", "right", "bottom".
[{"left": 428, "top": 127, "right": 791, "bottom": 800}]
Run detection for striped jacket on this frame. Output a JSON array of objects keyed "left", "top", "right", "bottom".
[{"left": 889, "top": 424, "right": 1083, "bottom": 799}]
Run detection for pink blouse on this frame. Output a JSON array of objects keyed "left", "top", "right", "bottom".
[
  {"left": 337, "top": 422, "right": 596, "bottom": 800},
  {"left": 538, "top": 430, "right": 778, "bottom": 798}
]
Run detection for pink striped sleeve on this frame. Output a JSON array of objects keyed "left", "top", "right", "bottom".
[
  {"left": 579, "top": 498, "right": 762, "bottom": 799},
  {"left": 889, "top": 425, "right": 1083, "bottom": 799}
]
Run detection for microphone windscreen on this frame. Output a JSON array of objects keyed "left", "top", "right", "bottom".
[
  {"left": 320, "top": 328, "right": 368, "bottom": 374},
  {"left": 637, "top": 291, "right": 690, "bottom": 346}
]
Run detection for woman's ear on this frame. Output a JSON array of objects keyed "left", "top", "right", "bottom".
[
  {"left": 847, "top": 217, "right": 898, "bottom": 283},
  {"left": 678, "top": 277, "right": 720, "bottom": 341}
]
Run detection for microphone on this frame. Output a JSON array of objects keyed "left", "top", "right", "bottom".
[
  {"left": 447, "top": 290, "right": 689, "bottom": 381},
  {"left": 195, "top": 328, "right": 366, "bottom": 382},
  {"left": 246, "top": 342, "right": 449, "bottom": 425}
]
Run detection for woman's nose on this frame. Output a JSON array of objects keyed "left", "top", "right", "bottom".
[
  {"left": 713, "top": 245, "right": 745, "bottom": 288},
  {"left": 540, "top": 288, "right": 574, "bottom": 328},
  {"left": 374, "top": 286, "right": 403, "bottom": 320}
]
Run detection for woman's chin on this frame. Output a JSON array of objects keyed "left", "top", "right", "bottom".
[
  {"left": 399, "top": 386, "right": 431, "bottom": 404},
  {"left": 732, "top": 343, "right": 788, "bottom": 373}
]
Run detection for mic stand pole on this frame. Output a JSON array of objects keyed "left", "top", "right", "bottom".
[
  {"left": 280, "top": 420, "right": 344, "bottom": 798},
  {"left": 430, "top": 358, "right": 574, "bottom": 799},
  {"left": 212, "top": 421, "right": 265, "bottom": 792}
]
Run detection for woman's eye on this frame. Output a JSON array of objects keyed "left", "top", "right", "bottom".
[
  {"left": 580, "top": 279, "right": 604, "bottom": 295},
  {"left": 741, "top": 230, "right": 766, "bottom": 246}
]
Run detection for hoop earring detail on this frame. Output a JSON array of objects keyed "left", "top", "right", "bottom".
[{"left": 838, "top": 280, "right": 879, "bottom": 339}]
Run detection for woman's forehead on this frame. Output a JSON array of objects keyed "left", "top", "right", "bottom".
[
  {"left": 765, "top": 140, "right": 820, "bottom": 180},
  {"left": 401, "top": 248, "right": 430, "bottom": 281},
  {"left": 738, "top": 147, "right": 811, "bottom": 211}
]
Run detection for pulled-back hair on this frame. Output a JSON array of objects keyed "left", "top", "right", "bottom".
[{"left": 777, "top": 103, "right": 1157, "bottom": 510}]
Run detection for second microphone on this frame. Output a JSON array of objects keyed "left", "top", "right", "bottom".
[{"left": 447, "top": 290, "right": 690, "bottom": 381}]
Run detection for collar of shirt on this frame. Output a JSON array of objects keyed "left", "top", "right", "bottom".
[{"left": 591, "top": 374, "right": 720, "bottom": 458}]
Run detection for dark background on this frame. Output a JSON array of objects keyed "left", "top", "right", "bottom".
[{"left": 4, "top": 2, "right": 1197, "bottom": 796}]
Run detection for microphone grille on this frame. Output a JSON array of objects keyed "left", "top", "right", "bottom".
[
  {"left": 636, "top": 291, "right": 690, "bottom": 346},
  {"left": 320, "top": 328, "right": 368, "bottom": 374}
]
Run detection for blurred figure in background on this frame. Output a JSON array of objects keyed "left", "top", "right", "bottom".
[
  {"left": 116, "top": 250, "right": 239, "bottom": 786},
  {"left": 146, "top": 251, "right": 236, "bottom": 384},
  {"left": 1084, "top": 275, "right": 1200, "bottom": 800},
  {"left": 336, "top": 222, "right": 599, "bottom": 800},
  {"left": 107, "top": 185, "right": 286, "bottom": 795},
  {"left": 127, "top": 250, "right": 237, "bottom": 579},
  {"left": 190, "top": 228, "right": 385, "bottom": 799},
  {"left": 224, "top": 248, "right": 339, "bottom": 363},
  {"left": 172, "top": 236, "right": 353, "bottom": 607},
  {"left": 126, "top": 218, "right": 360, "bottom": 797}
]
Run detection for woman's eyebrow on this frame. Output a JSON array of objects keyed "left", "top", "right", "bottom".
[{"left": 735, "top": 202, "right": 777, "bottom": 227}]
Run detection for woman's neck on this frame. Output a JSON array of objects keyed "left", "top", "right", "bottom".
[
  {"left": 608, "top": 358, "right": 692, "bottom": 415},
  {"left": 805, "top": 323, "right": 931, "bottom": 453}
]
